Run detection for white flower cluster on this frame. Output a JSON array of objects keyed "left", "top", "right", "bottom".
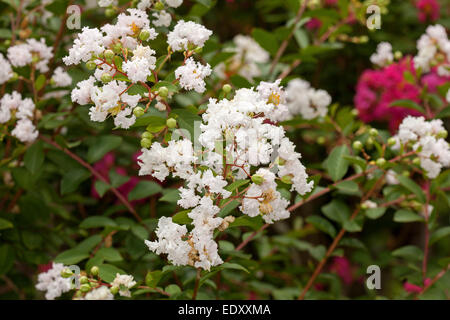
[
  {"left": 111, "top": 273, "right": 136, "bottom": 297},
  {"left": 215, "top": 35, "right": 270, "bottom": 81},
  {"left": 0, "top": 91, "right": 38, "bottom": 143},
  {"left": 51, "top": 67, "right": 72, "bottom": 87},
  {"left": 175, "top": 57, "right": 212, "bottom": 93},
  {"left": 414, "top": 24, "right": 450, "bottom": 75},
  {"left": 141, "top": 80, "right": 313, "bottom": 269},
  {"left": 0, "top": 53, "right": 13, "bottom": 84},
  {"left": 35, "top": 263, "right": 71, "bottom": 300},
  {"left": 370, "top": 42, "right": 393, "bottom": 67},
  {"left": 285, "top": 78, "right": 332, "bottom": 120},
  {"left": 392, "top": 116, "right": 450, "bottom": 178},
  {"left": 84, "top": 286, "right": 114, "bottom": 300},
  {"left": 167, "top": 20, "right": 212, "bottom": 52},
  {"left": 7, "top": 38, "right": 53, "bottom": 72}
]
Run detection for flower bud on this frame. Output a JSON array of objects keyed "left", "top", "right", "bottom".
[
  {"left": 101, "top": 73, "right": 112, "bottom": 83},
  {"left": 402, "top": 170, "right": 410, "bottom": 177},
  {"left": 376, "top": 158, "right": 386, "bottom": 168},
  {"left": 90, "top": 266, "right": 99, "bottom": 276},
  {"left": 412, "top": 157, "right": 421, "bottom": 166},
  {"left": 86, "top": 61, "right": 97, "bottom": 70},
  {"left": 141, "top": 138, "right": 152, "bottom": 149},
  {"left": 110, "top": 286, "right": 119, "bottom": 295},
  {"left": 316, "top": 136, "right": 326, "bottom": 145},
  {"left": 105, "top": 8, "right": 116, "bottom": 18},
  {"left": 251, "top": 174, "right": 264, "bottom": 185},
  {"left": 80, "top": 284, "right": 91, "bottom": 293},
  {"left": 139, "top": 30, "right": 150, "bottom": 41},
  {"left": 133, "top": 106, "right": 145, "bottom": 117},
  {"left": 104, "top": 49, "right": 115, "bottom": 60},
  {"left": 158, "top": 86, "right": 169, "bottom": 98},
  {"left": 281, "top": 175, "right": 293, "bottom": 184},
  {"left": 369, "top": 128, "right": 378, "bottom": 137},
  {"left": 79, "top": 276, "right": 89, "bottom": 284},
  {"left": 394, "top": 51, "right": 403, "bottom": 60},
  {"left": 352, "top": 141, "right": 363, "bottom": 151},
  {"left": 222, "top": 84, "right": 232, "bottom": 93},
  {"left": 166, "top": 118, "right": 177, "bottom": 128},
  {"left": 9, "top": 72, "right": 18, "bottom": 82},
  {"left": 154, "top": 1, "right": 164, "bottom": 10},
  {"left": 142, "top": 132, "right": 153, "bottom": 140},
  {"left": 437, "top": 130, "right": 448, "bottom": 139},
  {"left": 387, "top": 137, "right": 397, "bottom": 146},
  {"left": 113, "top": 42, "right": 123, "bottom": 54},
  {"left": 277, "top": 157, "right": 286, "bottom": 166},
  {"left": 60, "top": 268, "right": 73, "bottom": 278}
]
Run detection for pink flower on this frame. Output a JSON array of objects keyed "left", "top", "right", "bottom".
[
  {"left": 329, "top": 257, "right": 354, "bottom": 285},
  {"left": 306, "top": 18, "right": 322, "bottom": 31},
  {"left": 415, "top": 0, "right": 440, "bottom": 23},
  {"left": 404, "top": 278, "right": 432, "bottom": 294}
]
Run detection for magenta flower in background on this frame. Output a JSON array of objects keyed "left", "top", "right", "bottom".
[
  {"left": 329, "top": 257, "right": 355, "bottom": 285},
  {"left": 415, "top": 0, "right": 440, "bottom": 23}
]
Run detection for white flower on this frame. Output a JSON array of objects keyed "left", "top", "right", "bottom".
[
  {"left": 52, "top": 67, "right": 72, "bottom": 87},
  {"left": 152, "top": 10, "right": 172, "bottom": 27},
  {"left": 35, "top": 263, "right": 71, "bottom": 300},
  {"left": 0, "top": 53, "right": 13, "bottom": 84},
  {"left": 12, "top": 118, "right": 38, "bottom": 143},
  {"left": 414, "top": 24, "right": 450, "bottom": 72},
  {"left": 167, "top": 20, "right": 212, "bottom": 51},
  {"left": 84, "top": 286, "right": 114, "bottom": 300},
  {"left": 175, "top": 58, "right": 212, "bottom": 93},
  {"left": 165, "top": 0, "right": 183, "bottom": 8},
  {"left": 71, "top": 76, "right": 96, "bottom": 105},
  {"left": 370, "top": 42, "right": 393, "bottom": 67},
  {"left": 446, "top": 89, "right": 450, "bottom": 104},
  {"left": 386, "top": 170, "right": 399, "bottom": 185},
  {"left": 362, "top": 200, "right": 377, "bottom": 209},
  {"left": 7, "top": 43, "right": 32, "bottom": 68},
  {"left": 114, "top": 107, "right": 136, "bottom": 129},
  {"left": 111, "top": 273, "right": 136, "bottom": 297},
  {"left": 63, "top": 27, "right": 105, "bottom": 65},
  {"left": 98, "top": 0, "right": 117, "bottom": 7},
  {"left": 123, "top": 57, "right": 153, "bottom": 83},
  {"left": 137, "top": 0, "right": 151, "bottom": 10}
]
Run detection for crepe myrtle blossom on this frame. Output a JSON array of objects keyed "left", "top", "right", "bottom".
[
  {"left": 152, "top": 10, "right": 172, "bottom": 27},
  {"left": 370, "top": 42, "right": 394, "bottom": 67},
  {"left": 141, "top": 81, "right": 313, "bottom": 269},
  {"left": 165, "top": 0, "right": 183, "bottom": 7},
  {"left": 111, "top": 273, "right": 136, "bottom": 297},
  {"left": 0, "top": 91, "right": 38, "bottom": 143},
  {"left": 214, "top": 34, "right": 270, "bottom": 81},
  {"left": 413, "top": 24, "right": 450, "bottom": 74},
  {"left": 167, "top": 20, "right": 212, "bottom": 51},
  {"left": 285, "top": 78, "right": 332, "bottom": 120},
  {"left": 0, "top": 53, "right": 13, "bottom": 84},
  {"left": 7, "top": 38, "right": 53, "bottom": 72},
  {"left": 51, "top": 67, "right": 72, "bottom": 87},
  {"left": 98, "top": 0, "right": 117, "bottom": 7},
  {"left": 390, "top": 116, "right": 450, "bottom": 178},
  {"left": 35, "top": 263, "right": 72, "bottom": 300},
  {"left": 175, "top": 58, "right": 212, "bottom": 93},
  {"left": 83, "top": 286, "right": 114, "bottom": 300}
]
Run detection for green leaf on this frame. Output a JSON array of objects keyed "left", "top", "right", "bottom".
[
  {"left": 0, "top": 245, "right": 15, "bottom": 275},
  {"left": 343, "top": 155, "right": 366, "bottom": 170},
  {"left": 159, "top": 189, "right": 180, "bottom": 203},
  {"left": 0, "top": 218, "right": 13, "bottom": 230},
  {"left": 365, "top": 207, "right": 387, "bottom": 220},
  {"left": 396, "top": 175, "right": 426, "bottom": 203},
  {"left": 252, "top": 28, "right": 279, "bottom": 55},
  {"left": 229, "top": 215, "right": 264, "bottom": 231},
  {"left": 172, "top": 210, "right": 192, "bottom": 225},
  {"left": 96, "top": 248, "right": 123, "bottom": 262},
  {"left": 392, "top": 245, "right": 423, "bottom": 261},
  {"left": 24, "top": 141, "right": 44, "bottom": 174},
  {"left": 35, "top": 74, "right": 46, "bottom": 91},
  {"left": 343, "top": 219, "right": 362, "bottom": 232},
  {"left": 165, "top": 284, "right": 182, "bottom": 295},
  {"left": 225, "top": 179, "right": 250, "bottom": 192},
  {"left": 325, "top": 145, "right": 350, "bottom": 181},
  {"left": 219, "top": 262, "right": 249, "bottom": 273},
  {"left": 86, "top": 135, "right": 122, "bottom": 163},
  {"left": 76, "top": 235, "right": 103, "bottom": 252},
  {"left": 94, "top": 180, "right": 110, "bottom": 197},
  {"left": 131, "top": 225, "right": 149, "bottom": 240},
  {"left": 435, "top": 107, "right": 450, "bottom": 119},
  {"left": 230, "top": 75, "right": 252, "bottom": 88},
  {"left": 335, "top": 180, "right": 361, "bottom": 196},
  {"left": 306, "top": 215, "right": 336, "bottom": 237},
  {"left": 54, "top": 248, "right": 89, "bottom": 265},
  {"left": 60, "top": 168, "right": 91, "bottom": 195},
  {"left": 98, "top": 264, "right": 126, "bottom": 283},
  {"left": 389, "top": 99, "right": 426, "bottom": 114},
  {"left": 80, "top": 216, "right": 118, "bottom": 229},
  {"left": 133, "top": 114, "right": 166, "bottom": 129},
  {"left": 145, "top": 270, "right": 163, "bottom": 288},
  {"left": 321, "top": 199, "right": 350, "bottom": 224},
  {"left": 128, "top": 181, "right": 162, "bottom": 201},
  {"left": 430, "top": 226, "right": 450, "bottom": 245},
  {"left": 393, "top": 209, "right": 424, "bottom": 223},
  {"left": 109, "top": 170, "right": 130, "bottom": 188}
]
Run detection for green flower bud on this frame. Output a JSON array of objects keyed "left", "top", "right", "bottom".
[
  {"left": 86, "top": 61, "right": 97, "bottom": 70},
  {"left": 90, "top": 266, "right": 99, "bottom": 276},
  {"left": 101, "top": 73, "right": 112, "bottom": 83},
  {"left": 105, "top": 8, "right": 116, "bottom": 18},
  {"left": 277, "top": 157, "right": 286, "bottom": 166},
  {"left": 31, "top": 55, "right": 40, "bottom": 63},
  {"left": 251, "top": 174, "right": 264, "bottom": 185},
  {"left": 80, "top": 284, "right": 91, "bottom": 293},
  {"left": 361, "top": 203, "right": 369, "bottom": 210},
  {"left": 394, "top": 51, "right": 403, "bottom": 60},
  {"left": 222, "top": 84, "right": 232, "bottom": 93},
  {"left": 104, "top": 49, "right": 115, "bottom": 60},
  {"left": 351, "top": 109, "right": 359, "bottom": 116},
  {"left": 387, "top": 137, "right": 397, "bottom": 146},
  {"left": 60, "top": 268, "right": 73, "bottom": 278},
  {"left": 412, "top": 157, "right": 421, "bottom": 165},
  {"left": 139, "top": 30, "right": 150, "bottom": 41},
  {"left": 376, "top": 158, "right": 386, "bottom": 167},
  {"left": 9, "top": 72, "right": 18, "bottom": 82},
  {"left": 352, "top": 141, "right": 363, "bottom": 151},
  {"left": 366, "top": 137, "right": 374, "bottom": 148},
  {"left": 194, "top": 46, "right": 203, "bottom": 54},
  {"left": 133, "top": 106, "right": 145, "bottom": 117},
  {"left": 402, "top": 170, "right": 410, "bottom": 177},
  {"left": 316, "top": 136, "right": 326, "bottom": 145},
  {"left": 437, "top": 130, "right": 448, "bottom": 139},
  {"left": 110, "top": 286, "right": 119, "bottom": 295},
  {"left": 166, "top": 118, "right": 177, "bottom": 128},
  {"left": 142, "top": 131, "right": 153, "bottom": 140},
  {"left": 369, "top": 128, "right": 379, "bottom": 137},
  {"left": 79, "top": 276, "right": 89, "bottom": 284},
  {"left": 154, "top": 1, "right": 164, "bottom": 10},
  {"left": 3, "top": 39, "right": 11, "bottom": 46},
  {"left": 141, "top": 138, "right": 152, "bottom": 149},
  {"left": 158, "top": 86, "right": 169, "bottom": 98},
  {"left": 113, "top": 42, "right": 123, "bottom": 54},
  {"left": 281, "top": 175, "right": 293, "bottom": 184}
]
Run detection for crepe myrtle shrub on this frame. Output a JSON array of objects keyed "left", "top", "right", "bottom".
[{"left": 0, "top": 0, "right": 450, "bottom": 300}]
